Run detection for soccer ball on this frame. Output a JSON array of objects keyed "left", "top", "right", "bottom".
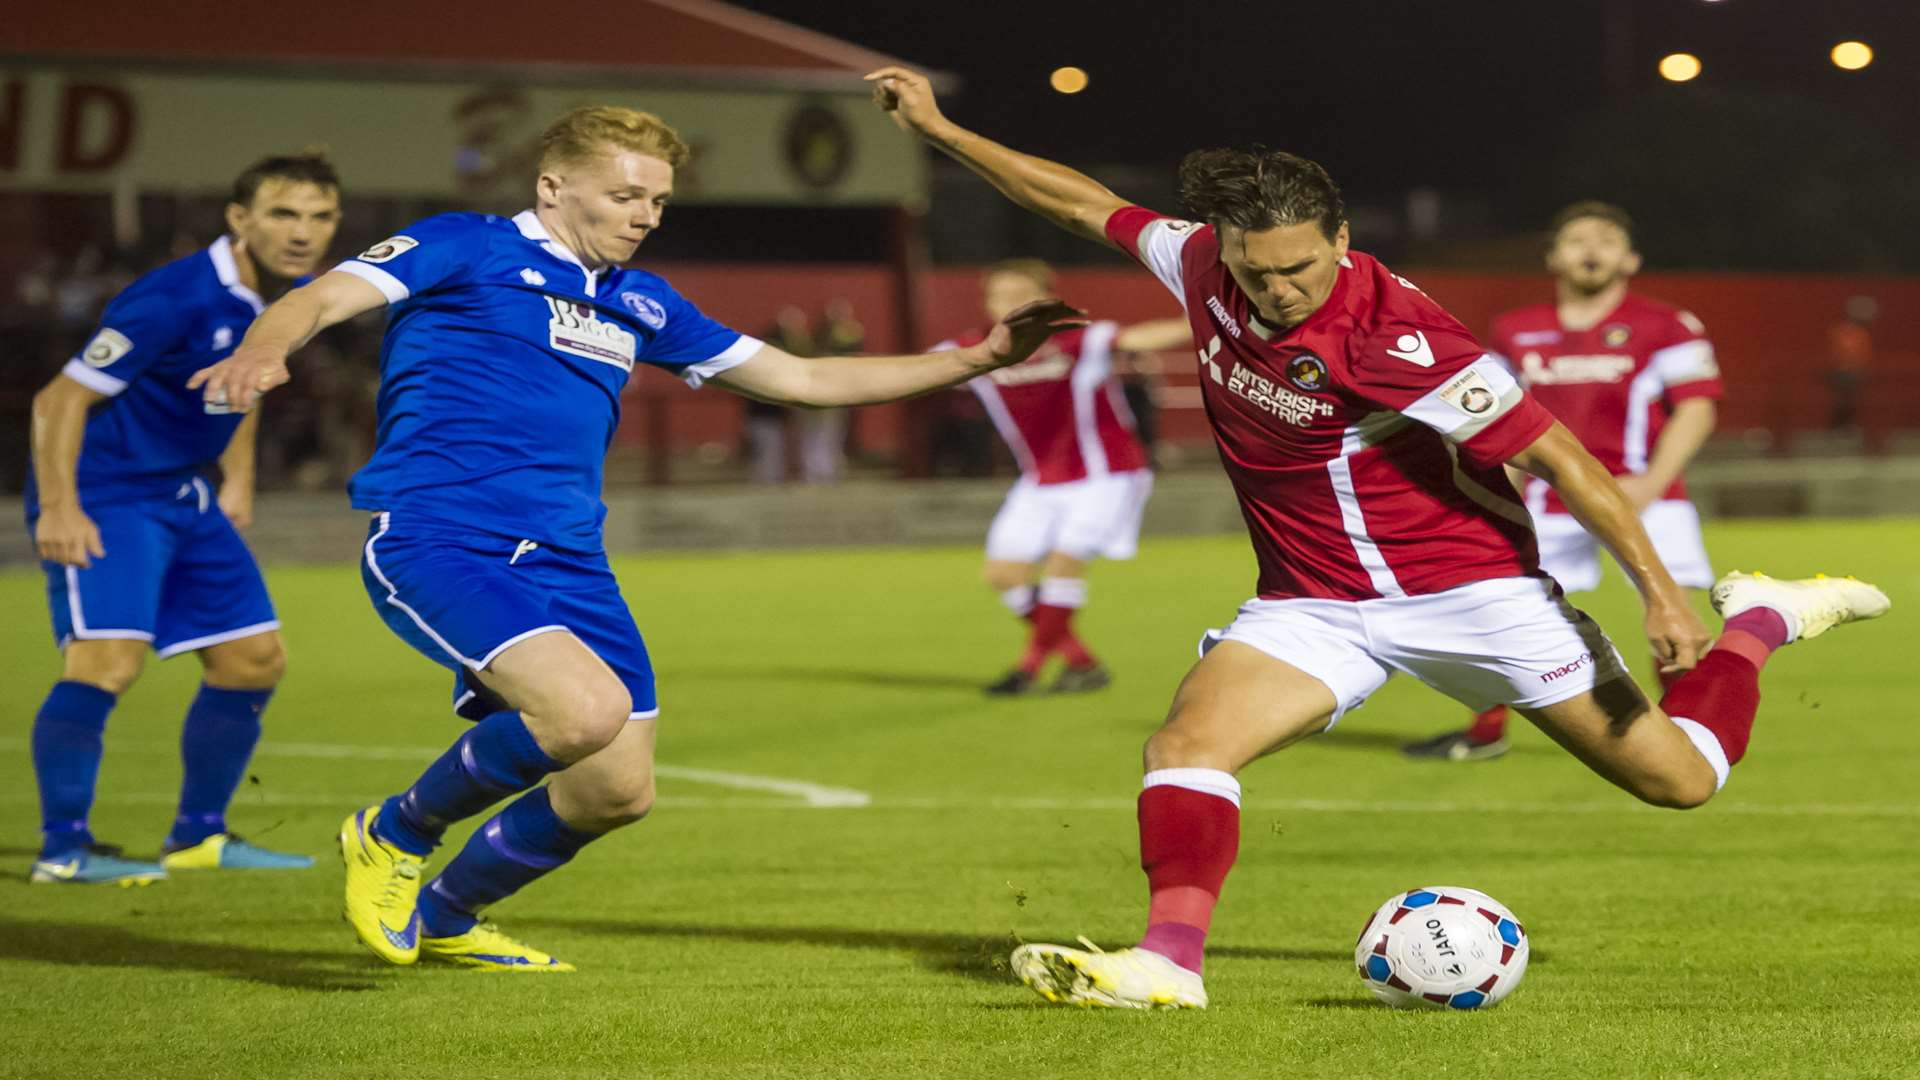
[{"left": 1353, "top": 886, "right": 1530, "bottom": 1010}]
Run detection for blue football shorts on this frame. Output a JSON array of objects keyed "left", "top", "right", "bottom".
[
  {"left": 36, "top": 478, "right": 279, "bottom": 658},
  {"left": 359, "top": 511, "right": 659, "bottom": 721}
]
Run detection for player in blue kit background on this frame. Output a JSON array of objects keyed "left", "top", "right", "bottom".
[
  {"left": 191, "top": 106, "right": 1084, "bottom": 970},
  {"left": 26, "top": 155, "right": 342, "bottom": 885}
]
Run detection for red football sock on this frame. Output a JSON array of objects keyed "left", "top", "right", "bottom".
[
  {"left": 1660, "top": 649, "right": 1762, "bottom": 766},
  {"left": 1019, "top": 605, "right": 1067, "bottom": 674},
  {"left": 1137, "top": 777, "right": 1240, "bottom": 974},
  {"left": 1054, "top": 610, "right": 1098, "bottom": 670},
  {"left": 1465, "top": 705, "right": 1508, "bottom": 742}
]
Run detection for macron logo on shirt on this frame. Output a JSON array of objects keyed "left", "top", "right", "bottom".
[{"left": 1386, "top": 330, "right": 1436, "bottom": 367}]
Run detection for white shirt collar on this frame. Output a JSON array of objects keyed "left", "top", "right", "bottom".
[
  {"left": 208, "top": 235, "right": 265, "bottom": 314},
  {"left": 512, "top": 209, "right": 598, "bottom": 296}
]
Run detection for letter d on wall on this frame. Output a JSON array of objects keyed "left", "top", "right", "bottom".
[{"left": 58, "top": 83, "right": 135, "bottom": 172}]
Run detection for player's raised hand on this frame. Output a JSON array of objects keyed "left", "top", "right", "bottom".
[
  {"left": 983, "top": 299, "right": 1089, "bottom": 369},
  {"left": 186, "top": 342, "right": 290, "bottom": 413},
  {"left": 865, "top": 66, "right": 947, "bottom": 136},
  {"left": 1645, "top": 595, "right": 1711, "bottom": 674},
  {"left": 35, "top": 503, "right": 105, "bottom": 568}
]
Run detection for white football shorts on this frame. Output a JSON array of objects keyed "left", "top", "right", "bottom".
[
  {"left": 1530, "top": 499, "right": 1714, "bottom": 593},
  {"left": 984, "top": 470, "right": 1153, "bottom": 563},
  {"left": 1199, "top": 575, "right": 1631, "bottom": 727}
]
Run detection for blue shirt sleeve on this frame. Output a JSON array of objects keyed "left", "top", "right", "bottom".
[
  {"left": 634, "top": 283, "right": 759, "bottom": 389},
  {"left": 333, "top": 214, "right": 480, "bottom": 303},
  {"left": 61, "top": 275, "right": 193, "bottom": 397}
]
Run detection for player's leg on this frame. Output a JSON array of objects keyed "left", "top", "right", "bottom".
[
  {"left": 1014, "top": 600, "right": 1389, "bottom": 1009},
  {"left": 148, "top": 502, "right": 309, "bottom": 869},
  {"left": 981, "top": 480, "right": 1054, "bottom": 694},
  {"left": 1405, "top": 513, "right": 1598, "bottom": 761},
  {"left": 1515, "top": 571, "right": 1889, "bottom": 806},
  {"left": 29, "top": 502, "right": 167, "bottom": 886},
  {"left": 1039, "top": 470, "right": 1152, "bottom": 693},
  {"left": 412, "top": 560, "right": 660, "bottom": 971}
]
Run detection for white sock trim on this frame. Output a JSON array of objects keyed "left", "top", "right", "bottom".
[
  {"left": 999, "top": 586, "right": 1035, "bottom": 616},
  {"left": 1670, "top": 716, "right": 1731, "bottom": 793},
  {"left": 1142, "top": 768, "right": 1241, "bottom": 808},
  {"left": 1037, "top": 576, "right": 1088, "bottom": 608}
]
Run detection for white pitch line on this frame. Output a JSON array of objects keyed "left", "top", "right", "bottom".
[
  {"left": 0, "top": 737, "right": 871, "bottom": 809},
  {"left": 0, "top": 739, "right": 1912, "bottom": 818}
]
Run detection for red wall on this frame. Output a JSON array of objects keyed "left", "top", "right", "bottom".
[{"left": 628, "top": 263, "right": 1920, "bottom": 454}]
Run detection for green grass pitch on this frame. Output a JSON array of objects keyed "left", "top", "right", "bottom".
[{"left": 2, "top": 519, "right": 1916, "bottom": 1078}]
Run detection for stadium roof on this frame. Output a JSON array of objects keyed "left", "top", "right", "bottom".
[{"left": 1, "top": 0, "right": 951, "bottom": 90}]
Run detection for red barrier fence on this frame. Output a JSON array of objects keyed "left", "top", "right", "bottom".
[{"left": 626, "top": 264, "right": 1920, "bottom": 460}]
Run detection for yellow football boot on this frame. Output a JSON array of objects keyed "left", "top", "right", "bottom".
[
  {"left": 1011, "top": 938, "right": 1207, "bottom": 1009},
  {"left": 421, "top": 922, "right": 575, "bottom": 972},
  {"left": 338, "top": 806, "right": 424, "bottom": 965}
]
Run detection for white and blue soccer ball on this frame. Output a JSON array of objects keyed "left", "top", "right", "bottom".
[{"left": 1354, "top": 885, "right": 1530, "bottom": 1010}]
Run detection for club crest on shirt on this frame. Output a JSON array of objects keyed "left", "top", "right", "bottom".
[
  {"left": 621, "top": 291, "right": 668, "bottom": 330},
  {"left": 82, "top": 328, "right": 133, "bottom": 368},
  {"left": 1284, "top": 352, "right": 1329, "bottom": 392},
  {"left": 358, "top": 236, "right": 418, "bottom": 263},
  {"left": 1602, "top": 323, "right": 1632, "bottom": 348},
  {"left": 546, "top": 297, "right": 636, "bottom": 371}
]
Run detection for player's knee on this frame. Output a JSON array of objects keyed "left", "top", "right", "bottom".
[
  {"left": 591, "top": 777, "right": 656, "bottom": 829},
  {"left": 1638, "top": 766, "right": 1718, "bottom": 810},
  {"left": 981, "top": 562, "right": 1029, "bottom": 591},
  {"left": 1143, "top": 725, "right": 1208, "bottom": 772},
  {"left": 63, "top": 644, "right": 146, "bottom": 695},
  {"left": 207, "top": 636, "right": 287, "bottom": 688},
  {"left": 544, "top": 680, "right": 634, "bottom": 759}
]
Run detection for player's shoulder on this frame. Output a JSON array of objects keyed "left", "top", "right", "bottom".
[
  {"left": 1339, "top": 252, "right": 1483, "bottom": 375},
  {"left": 1619, "top": 291, "right": 1708, "bottom": 338},
  {"left": 112, "top": 244, "right": 220, "bottom": 313}
]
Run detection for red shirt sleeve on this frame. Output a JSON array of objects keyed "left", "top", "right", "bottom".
[
  {"left": 1103, "top": 205, "right": 1164, "bottom": 261},
  {"left": 1457, "top": 395, "right": 1555, "bottom": 468}
]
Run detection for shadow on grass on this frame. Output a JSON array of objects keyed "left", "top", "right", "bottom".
[
  {"left": 1305, "top": 728, "right": 1557, "bottom": 757},
  {"left": 530, "top": 917, "right": 1348, "bottom": 985},
  {"left": 0, "top": 917, "right": 384, "bottom": 992},
  {"left": 666, "top": 666, "right": 986, "bottom": 692}
]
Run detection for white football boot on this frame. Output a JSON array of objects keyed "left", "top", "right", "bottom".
[
  {"left": 1710, "top": 571, "right": 1890, "bottom": 643},
  {"left": 1011, "top": 938, "right": 1208, "bottom": 1010}
]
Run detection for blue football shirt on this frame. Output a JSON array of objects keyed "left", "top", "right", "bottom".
[
  {"left": 340, "top": 211, "right": 760, "bottom": 551},
  {"left": 27, "top": 237, "right": 268, "bottom": 517}
]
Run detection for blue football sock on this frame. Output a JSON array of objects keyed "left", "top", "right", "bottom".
[
  {"left": 167, "top": 685, "right": 271, "bottom": 849},
  {"left": 374, "top": 710, "right": 562, "bottom": 857},
  {"left": 32, "top": 681, "right": 117, "bottom": 858},
  {"left": 417, "top": 785, "right": 598, "bottom": 937}
]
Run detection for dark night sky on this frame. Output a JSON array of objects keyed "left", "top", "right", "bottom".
[{"left": 739, "top": 0, "right": 1917, "bottom": 199}]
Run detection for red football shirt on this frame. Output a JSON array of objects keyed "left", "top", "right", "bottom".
[
  {"left": 937, "top": 322, "right": 1150, "bottom": 485},
  {"left": 1491, "top": 293, "right": 1722, "bottom": 513},
  {"left": 1106, "top": 206, "right": 1555, "bottom": 601}
]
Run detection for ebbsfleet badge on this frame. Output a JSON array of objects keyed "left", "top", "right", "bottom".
[
  {"left": 1285, "top": 352, "right": 1329, "bottom": 392},
  {"left": 358, "top": 236, "right": 418, "bottom": 263},
  {"left": 82, "top": 328, "right": 134, "bottom": 368}
]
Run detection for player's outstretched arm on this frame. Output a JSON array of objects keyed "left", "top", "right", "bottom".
[
  {"left": 1508, "top": 422, "right": 1710, "bottom": 672},
  {"left": 187, "top": 270, "right": 388, "bottom": 413},
  {"left": 867, "top": 66, "right": 1129, "bottom": 249},
  {"left": 714, "top": 299, "right": 1087, "bottom": 407}
]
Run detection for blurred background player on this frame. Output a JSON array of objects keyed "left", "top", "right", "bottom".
[
  {"left": 25, "top": 154, "right": 342, "bottom": 884},
  {"left": 1405, "top": 202, "right": 1723, "bottom": 761},
  {"left": 936, "top": 258, "right": 1187, "bottom": 694},
  {"left": 191, "top": 105, "right": 1084, "bottom": 970},
  {"left": 870, "top": 65, "right": 1890, "bottom": 1011}
]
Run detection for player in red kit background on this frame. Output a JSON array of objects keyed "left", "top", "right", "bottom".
[
  {"left": 1406, "top": 202, "right": 1722, "bottom": 762},
  {"left": 871, "top": 66, "right": 1891, "bottom": 1010},
  {"left": 936, "top": 259, "right": 1189, "bottom": 695}
]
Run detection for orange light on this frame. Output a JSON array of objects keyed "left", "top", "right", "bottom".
[
  {"left": 1830, "top": 41, "right": 1873, "bottom": 71},
  {"left": 1049, "top": 67, "right": 1089, "bottom": 94},
  {"left": 1659, "top": 53, "right": 1703, "bottom": 82}
]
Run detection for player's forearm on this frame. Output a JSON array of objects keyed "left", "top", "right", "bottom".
[
  {"left": 239, "top": 286, "right": 330, "bottom": 358},
  {"left": 783, "top": 346, "right": 998, "bottom": 407},
  {"left": 919, "top": 120, "right": 1126, "bottom": 247},
  {"left": 1639, "top": 399, "right": 1716, "bottom": 493},
  {"left": 1518, "top": 430, "right": 1681, "bottom": 601},
  {"left": 29, "top": 383, "right": 92, "bottom": 509}
]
